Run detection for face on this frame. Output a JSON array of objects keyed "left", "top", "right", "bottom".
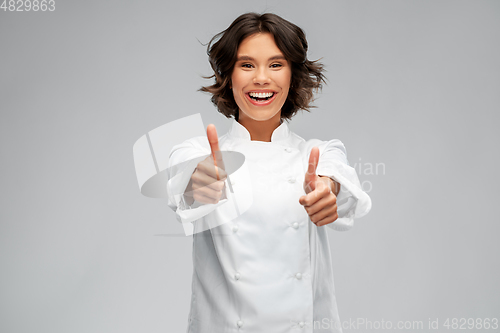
[{"left": 231, "top": 32, "right": 292, "bottom": 122}]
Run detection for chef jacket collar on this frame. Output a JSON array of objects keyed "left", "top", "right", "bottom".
[{"left": 228, "top": 118, "right": 291, "bottom": 144}]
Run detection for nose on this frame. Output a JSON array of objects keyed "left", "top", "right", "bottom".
[{"left": 253, "top": 67, "right": 271, "bottom": 85}]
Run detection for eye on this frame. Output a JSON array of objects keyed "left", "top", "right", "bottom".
[
  {"left": 241, "top": 63, "right": 253, "bottom": 68},
  {"left": 271, "top": 63, "right": 283, "bottom": 68}
]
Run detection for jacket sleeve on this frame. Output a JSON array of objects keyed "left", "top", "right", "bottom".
[
  {"left": 312, "top": 139, "right": 372, "bottom": 231},
  {"left": 166, "top": 137, "right": 230, "bottom": 225}
]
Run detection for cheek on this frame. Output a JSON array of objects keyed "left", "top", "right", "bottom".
[
  {"left": 230, "top": 77, "right": 244, "bottom": 105},
  {"left": 282, "top": 78, "right": 292, "bottom": 96},
  {"left": 280, "top": 70, "right": 292, "bottom": 91},
  {"left": 231, "top": 70, "right": 246, "bottom": 86}
]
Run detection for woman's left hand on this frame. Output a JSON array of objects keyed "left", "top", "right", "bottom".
[{"left": 299, "top": 147, "right": 340, "bottom": 227}]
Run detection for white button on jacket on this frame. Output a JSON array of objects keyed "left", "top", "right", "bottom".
[{"left": 167, "top": 119, "right": 372, "bottom": 333}]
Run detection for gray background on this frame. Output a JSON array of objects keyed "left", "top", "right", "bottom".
[{"left": 1, "top": 0, "right": 499, "bottom": 332}]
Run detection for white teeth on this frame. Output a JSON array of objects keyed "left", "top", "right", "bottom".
[{"left": 249, "top": 92, "right": 274, "bottom": 98}]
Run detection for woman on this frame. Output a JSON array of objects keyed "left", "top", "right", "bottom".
[{"left": 167, "top": 12, "right": 372, "bottom": 333}]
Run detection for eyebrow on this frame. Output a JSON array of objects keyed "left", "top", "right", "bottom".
[{"left": 236, "top": 55, "right": 287, "bottom": 62}]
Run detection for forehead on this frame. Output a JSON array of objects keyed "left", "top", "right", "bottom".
[{"left": 236, "top": 32, "right": 284, "bottom": 57}]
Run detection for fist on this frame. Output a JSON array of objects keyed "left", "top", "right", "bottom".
[
  {"left": 299, "top": 147, "right": 339, "bottom": 227},
  {"left": 184, "top": 124, "right": 227, "bottom": 205}
]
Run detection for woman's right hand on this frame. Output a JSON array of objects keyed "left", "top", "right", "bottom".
[{"left": 184, "top": 124, "right": 227, "bottom": 205}]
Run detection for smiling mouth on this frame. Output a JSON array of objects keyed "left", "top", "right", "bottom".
[{"left": 247, "top": 92, "right": 275, "bottom": 101}]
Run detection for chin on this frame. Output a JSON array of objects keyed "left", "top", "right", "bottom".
[{"left": 243, "top": 111, "right": 280, "bottom": 122}]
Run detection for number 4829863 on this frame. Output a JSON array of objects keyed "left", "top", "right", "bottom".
[{"left": 1, "top": 0, "right": 55, "bottom": 11}]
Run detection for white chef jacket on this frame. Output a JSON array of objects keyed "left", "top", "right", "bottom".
[{"left": 166, "top": 118, "right": 372, "bottom": 333}]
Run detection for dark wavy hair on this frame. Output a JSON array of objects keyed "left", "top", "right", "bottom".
[{"left": 198, "top": 12, "right": 327, "bottom": 121}]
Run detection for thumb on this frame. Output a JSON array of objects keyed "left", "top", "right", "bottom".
[
  {"left": 206, "top": 124, "right": 225, "bottom": 177},
  {"left": 304, "top": 146, "right": 319, "bottom": 193}
]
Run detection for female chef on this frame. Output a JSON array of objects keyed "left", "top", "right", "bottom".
[{"left": 167, "top": 12, "right": 372, "bottom": 333}]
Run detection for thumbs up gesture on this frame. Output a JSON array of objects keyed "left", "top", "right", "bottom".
[
  {"left": 183, "top": 124, "right": 227, "bottom": 205},
  {"left": 299, "top": 147, "right": 340, "bottom": 227}
]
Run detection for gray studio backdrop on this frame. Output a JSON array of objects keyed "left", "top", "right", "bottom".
[{"left": 1, "top": 0, "right": 499, "bottom": 332}]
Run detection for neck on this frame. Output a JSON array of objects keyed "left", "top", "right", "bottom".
[{"left": 237, "top": 112, "right": 282, "bottom": 142}]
